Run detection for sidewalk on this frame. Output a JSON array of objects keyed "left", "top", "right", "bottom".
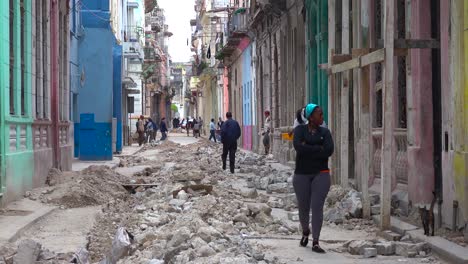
[
  {"left": 72, "top": 145, "right": 143, "bottom": 172},
  {"left": 0, "top": 199, "right": 56, "bottom": 247}
]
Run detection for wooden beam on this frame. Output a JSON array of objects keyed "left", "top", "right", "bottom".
[
  {"left": 331, "top": 57, "right": 360, "bottom": 73},
  {"left": 394, "top": 39, "right": 440, "bottom": 49},
  {"left": 380, "top": 0, "right": 396, "bottom": 230},
  {"left": 352, "top": 48, "right": 369, "bottom": 57},
  {"left": 332, "top": 54, "right": 352, "bottom": 65},
  {"left": 377, "top": 38, "right": 440, "bottom": 49},
  {"left": 361, "top": 49, "right": 385, "bottom": 67}
]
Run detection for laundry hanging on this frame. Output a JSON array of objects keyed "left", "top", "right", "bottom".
[{"left": 207, "top": 45, "right": 211, "bottom": 59}]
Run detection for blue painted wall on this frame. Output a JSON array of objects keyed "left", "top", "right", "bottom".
[
  {"left": 76, "top": 0, "right": 114, "bottom": 160},
  {"left": 113, "top": 43, "right": 123, "bottom": 152},
  {"left": 242, "top": 44, "right": 253, "bottom": 150}
]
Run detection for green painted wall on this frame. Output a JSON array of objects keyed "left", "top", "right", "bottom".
[
  {"left": 0, "top": 0, "right": 34, "bottom": 204},
  {"left": 306, "top": 0, "right": 329, "bottom": 121}
]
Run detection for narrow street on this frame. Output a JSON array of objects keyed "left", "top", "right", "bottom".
[{"left": 0, "top": 133, "right": 446, "bottom": 263}]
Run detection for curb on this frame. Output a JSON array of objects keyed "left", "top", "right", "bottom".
[
  {"left": 8, "top": 207, "right": 57, "bottom": 243},
  {"left": 372, "top": 215, "right": 468, "bottom": 263}
]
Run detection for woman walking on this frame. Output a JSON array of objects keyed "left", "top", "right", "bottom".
[{"left": 292, "top": 103, "right": 334, "bottom": 253}]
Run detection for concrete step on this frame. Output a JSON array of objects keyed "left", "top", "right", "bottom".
[{"left": 373, "top": 214, "right": 468, "bottom": 264}]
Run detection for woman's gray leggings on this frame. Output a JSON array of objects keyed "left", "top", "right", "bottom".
[{"left": 293, "top": 172, "right": 331, "bottom": 240}]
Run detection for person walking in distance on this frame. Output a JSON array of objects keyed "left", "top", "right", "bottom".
[
  {"left": 136, "top": 115, "right": 146, "bottom": 146},
  {"left": 220, "top": 112, "right": 241, "bottom": 173},
  {"left": 262, "top": 110, "right": 271, "bottom": 155},
  {"left": 209, "top": 118, "right": 217, "bottom": 143},
  {"left": 293, "top": 103, "right": 334, "bottom": 253},
  {"left": 160, "top": 117, "right": 168, "bottom": 141}
]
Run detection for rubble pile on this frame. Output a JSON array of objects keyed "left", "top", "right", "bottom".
[
  {"left": 5, "top": 140, "right": 447, "bottom": 264},
  {"left": 0, "top": 240, "right": 77, "bottom": 264},
  {"left": 25, "top": 165, "right": 130, "bottom": 208},
  {"left": 339, "top": 236, "right": 437, "bottom": 260},
  {"left": 87, "top": 179, "right": 295, "bottom": 263}
]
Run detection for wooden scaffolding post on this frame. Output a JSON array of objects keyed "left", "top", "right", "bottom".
[
  {"left": 380, "top": 0, "right": 396, "bottom": 230},
  {"left": 328, "top": 0, "right": 337, "bottom": 184},
  {"left": 340, "top": 0, "right": 350, "bottom": 188},
  {"left": 360, "top": 0, "right": 371, "bottom": 219}
]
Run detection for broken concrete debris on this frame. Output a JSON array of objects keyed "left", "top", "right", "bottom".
[
  {"left": 5, "top": 141, "right": 446, "bottom": 264},
  {"left": 344, "top": 238, "right": 431, "bottom": 258}
]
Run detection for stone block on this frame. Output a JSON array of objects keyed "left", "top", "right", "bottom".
[
  {"left": 395, "top": 242, "right": 428, "bottom": 257},
  {"left": 266, "top": 183, "right": 289, "bottom": 194},
  {"left": 378, "top": 230, "right": 402, "bottom": 241},
  {"left": 371, "top": 205, "right": 380, "bottom": 215},
  {"left": 13, "top": 240, "right": 42, "bottom": 264},
  {"left": 363, "top": 247, "right": 377, "bottom": 258},
  {"left": 287, "top": 211, "right": 299, "bottom": 222},
  {"left": 348, "top": 240, "right": 374, "bottom": 255},
  {"left": 375, "top": 242, "right": 395, "bottom": 255}
]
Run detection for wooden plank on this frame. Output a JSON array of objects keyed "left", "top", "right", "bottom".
[
  {"left": 361, "top": 49, "right": 385, "bottom": 67},
  {"left": 332, "top": 54, "right": 352, "bottom": 64},
  {"left": 340, "top": 0, "right": 350, "bottom": 188},
  {"left": 380, "top": 0, "right": 396, "bottom": 230},
  {"left": 352, "top": 48, "right": 369, "bottom": 57},
  {"left": 331, "top": 57, "right": 360, "bottom": 73},
  {"left": 394, "top": 39, "right": 440, "bottom": 49}
]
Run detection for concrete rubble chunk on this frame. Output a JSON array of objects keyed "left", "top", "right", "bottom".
[
  {"left": 197, "top": 226, "right": 221, "bottom": 243},
  {"left": 247, "top": 203, "right": 272, "bottom": 216},
  {"left": 363, "top": 247, "right": 377, "bottom": 258},
  {"left": 197, "top": 245, "right": 216, "bottom": 257},
  {"left": 375, "top": 242, "right": 395, "bottom": 256},
  {"left": 266, "top": 183, "right": 290, "bottom": 194},
  {"left": 240, "top": 188, "right": 258, "bottom": 199},
  {"left": 167, "top": 227, "right": 191, "bottom": 248},
  {"left": 267, "top": 196, "right": 285, "bottom": 208},
  {"left": 340, "top": 190, "right": 363, "bottom": 218},
  {"left": 324, "top": 208, "right": 345, "bottom": 224},
  {"left": 371, "top": 205, "right": 381, "bottom": 215},
  {"left": 395, "top": 242, "right": 428, "bottom": 257},
  {"left": 378, "top": 230, "right": 402, "bottom": 241},
  {"left": 177, "top": 190, "right": 188, "bottom": 201},
  {"left": 13, "top": 239, "right": 42, "bottom": 264},
  {"left": 287, "top": 211, "right": 300, "bottom": 222},
  {"left": 233, "top": 213, "right": 250, "bottom": 224},
  {"left": 348, "top": 240, "right": 374, "bottom": 255},
  {"left": 148, "top": 259, "right": 164, "bottom": 264}
]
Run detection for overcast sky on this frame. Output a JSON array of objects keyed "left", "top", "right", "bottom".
[{"left": 157, "top": 0, "right": 195, "bottom": 62}]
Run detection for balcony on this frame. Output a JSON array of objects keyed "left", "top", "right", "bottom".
[
  {"left": 124, "top": 26, "right": 143, "bottom": 43},
  {"left": 218, "top": 9, "right": 250, "bottom": 58},
  {"left": 229, "top": 9, "right": 249, "bottom": 37},
  {"left": 144, "top": 47, "right": 162, "bottom": 62}
]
